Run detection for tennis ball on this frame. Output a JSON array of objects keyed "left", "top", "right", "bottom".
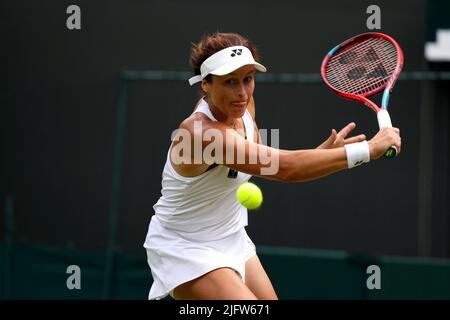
[{"left": 237, "top": 182, "right": 263, "bottom": 210}]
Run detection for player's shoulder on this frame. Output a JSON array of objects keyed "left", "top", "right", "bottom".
[{"left": 179, "top": 112, "right": 224, "bottom": 134}]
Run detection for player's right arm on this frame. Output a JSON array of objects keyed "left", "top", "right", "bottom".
[{"left": 170, "top": 114, "right": 401, "bottom": 182}]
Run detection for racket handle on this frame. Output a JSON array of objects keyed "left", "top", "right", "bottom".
[
  {"left": 377, "top": 110, "right": 397, "bottom": 158},
  {"left": 384, "top": 146, "right": 397, "bottom": 158}
]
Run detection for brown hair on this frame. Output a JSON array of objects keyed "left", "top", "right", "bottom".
[{"left": 190, "top": 32, "right": 261, "bottom": 85}]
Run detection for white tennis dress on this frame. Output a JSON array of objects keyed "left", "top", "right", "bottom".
[{"left": 143, "top": 98, "right": 257, "bottom": 300}]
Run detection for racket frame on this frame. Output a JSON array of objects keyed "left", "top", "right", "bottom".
[
  {"left": 321, "top": 32, "right": 404, "bottom": 114},
  {"left": 321, "top": 32, "right": 403, "bottom": 158}
]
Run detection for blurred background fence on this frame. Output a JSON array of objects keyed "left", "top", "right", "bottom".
[{"left": 2, "top": 241, "right": 450, "bottom": 299}]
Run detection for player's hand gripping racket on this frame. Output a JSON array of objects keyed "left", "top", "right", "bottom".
[{"left": 321, "top": 32, "right": 404, "bottom": 158}]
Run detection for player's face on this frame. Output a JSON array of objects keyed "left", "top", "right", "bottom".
[{"left": 203, "top": 65, "right": 255, "bottom": 120}]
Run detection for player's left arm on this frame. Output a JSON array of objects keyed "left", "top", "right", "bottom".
[{"left": 316, "top": 122, "right": 366, "bottom": 149}]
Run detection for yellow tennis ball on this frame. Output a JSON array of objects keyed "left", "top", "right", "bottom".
[{"left": 237, "top": 182, "right": 263, "bottom": 210}]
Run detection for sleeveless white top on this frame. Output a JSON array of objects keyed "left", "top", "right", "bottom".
[
  {"left": 143, "top": 98, "right": 257, "bottom": 300},
  {"left": 148, "top": 98, "right": 255, "bottom": 241}
]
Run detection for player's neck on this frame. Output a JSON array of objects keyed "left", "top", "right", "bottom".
[{"left": 206, "top": 97, "right": 239, "bottom": 127}]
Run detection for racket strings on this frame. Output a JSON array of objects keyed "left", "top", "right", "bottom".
[
  {"left": 327, "top": 39, "right": 397, "bottom": 94},
  {"left": 326, "top": 38, "right": 398, "bottom": 95},
  {"left": 327, "top": 41, "right": 395, "bottom": 93},
  {"left": 327, "top": 39, "right": 396, "bottom": 87}
]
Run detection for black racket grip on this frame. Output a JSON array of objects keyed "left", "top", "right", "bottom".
[{"left": 384, "top": 146, "right": 397, "bottom": 158}]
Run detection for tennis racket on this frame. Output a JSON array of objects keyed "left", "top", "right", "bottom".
[{"left": 321, "top": 32, "right": 404, "bottom": 158}]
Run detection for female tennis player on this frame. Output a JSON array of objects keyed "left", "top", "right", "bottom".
[{"left": 143, "top": 32, "right": 401, "bottom": 300}]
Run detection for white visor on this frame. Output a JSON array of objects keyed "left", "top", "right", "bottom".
[{"left": 188, "top": 45, "right": 267, "bottom": 86}]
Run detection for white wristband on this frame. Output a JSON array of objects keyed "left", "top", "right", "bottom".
[{"left": 344, "top": 141, "right": 370, "bottom": 168}]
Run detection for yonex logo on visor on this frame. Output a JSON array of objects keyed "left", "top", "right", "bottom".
[
  {"left": 188, "top": 46, "right": 267, "bottom": 86},
  {"left": 231, "top": 49, "right": 242, "bottom": 57}
]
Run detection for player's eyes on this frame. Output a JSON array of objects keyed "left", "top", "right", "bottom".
[
  {"left": 226, "top": 77, "right": 253, "bottom": 85},
  {"left": 225, "top": 79, "right": 237, "bottom": 85}
]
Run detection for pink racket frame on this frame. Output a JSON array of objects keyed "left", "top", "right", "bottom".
[{"left": 321, "top": 32, "right": 404, "bottom": 113}]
